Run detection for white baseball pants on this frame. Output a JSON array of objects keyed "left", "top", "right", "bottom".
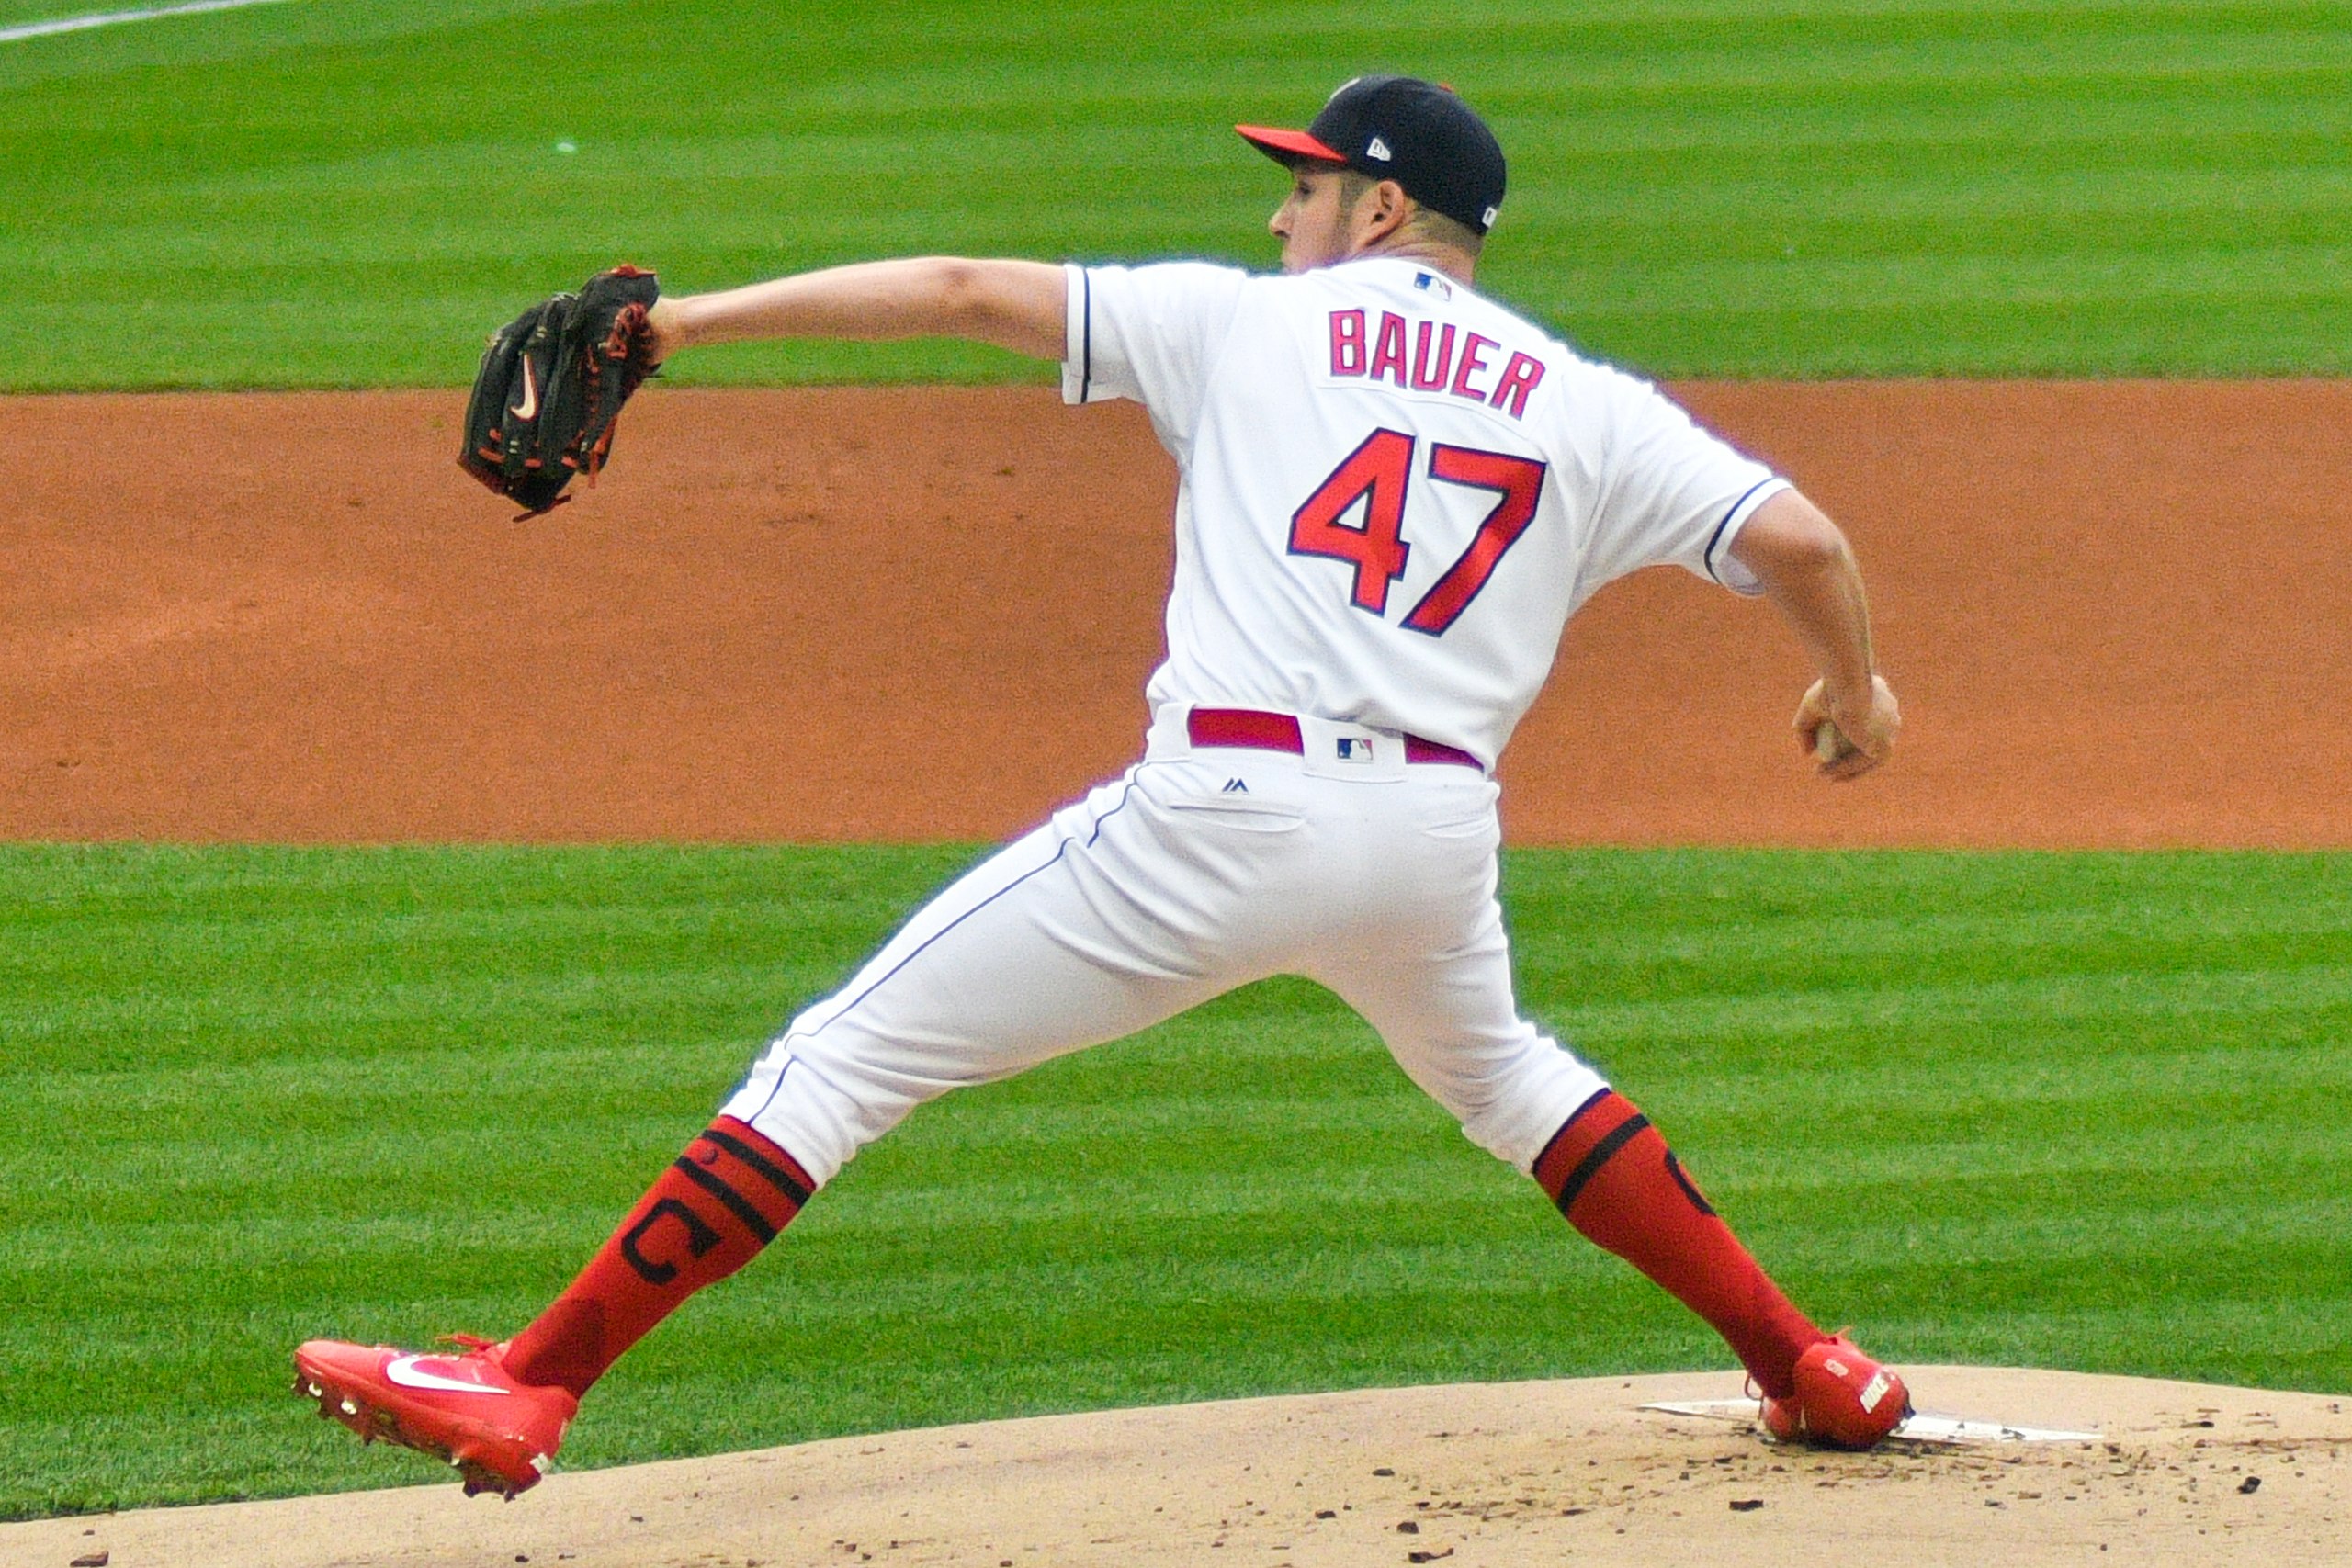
[{"left": 720, "top": 708, "right": 1609, "bottom": 1188}]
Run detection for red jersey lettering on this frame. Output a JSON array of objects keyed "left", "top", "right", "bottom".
[
  {"left": 1369, "top": 311, "right": 1409, "bottom": 386},
  {"left": 1329, "top": 310, "right": 1366, "bottom": 376},
  {"left": 1410, "top": 321, "right": 1456, "bottom": 391},
  {"left": 1450, "top": 333, "right": 1497, "bottom": 401},
  {"left": 1487, "top": 351, "right": 1545, "bottom": 419}
]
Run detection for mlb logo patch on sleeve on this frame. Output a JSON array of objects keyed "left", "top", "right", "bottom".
[{"left": 1335, "top": 738, "right": 1376, "bottom": 763}]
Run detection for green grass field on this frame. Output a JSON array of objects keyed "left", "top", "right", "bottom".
[
  {"left": 5, "top": 0, "right": 2348, "bottom": 1529},
  {"left": 5, "top": 0, "right": 2349, "bottom": 388},
  {"left": 3, "top": 844, "right": 2346, "bottom": 1517}
]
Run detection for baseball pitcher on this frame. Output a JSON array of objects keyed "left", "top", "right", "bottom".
[{"left": 299, "top": 75, "right": 1910, "bottom": 1496}]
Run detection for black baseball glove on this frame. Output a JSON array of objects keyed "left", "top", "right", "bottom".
[{"left": 458, "top": 265, "right": 662, "bottom": 516}]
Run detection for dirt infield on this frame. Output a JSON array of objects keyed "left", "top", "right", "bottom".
[
  {"left": 5, "top": 1370, "right": 2345, "bottom": 1567},
  {"left": 5, "top": 380, "right": 2348, "bottom": 845}
]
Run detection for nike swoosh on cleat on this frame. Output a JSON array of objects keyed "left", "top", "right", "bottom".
[
  {"left": 510, "top": 358, "right": 540, "bottom": 421},
  {"left": 384, "top": 1354, "right": 511, "bottom": 1395}
]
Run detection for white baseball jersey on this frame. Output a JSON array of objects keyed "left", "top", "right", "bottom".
[
  {"left": 725, "top": 252, "right": 1795, "bottom": 1190},
  {"left": 1061, "top": 256, "right": 1786, "bottom": 766}
]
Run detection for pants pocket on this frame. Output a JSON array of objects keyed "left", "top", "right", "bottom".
[
  {"left": 1163, "top": 795, "right": 1307, "bottom": 834},
  {"left": 1419, "top": 805, "right": 1498, "bottom": 841}
]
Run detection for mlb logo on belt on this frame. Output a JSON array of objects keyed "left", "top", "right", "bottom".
[{"left": 1335, "top": 737, "right": 1376, "bottom": 763}]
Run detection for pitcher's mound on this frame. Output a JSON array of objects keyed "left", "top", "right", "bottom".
[{"left": 9, "top": 1369, "right": 2346, "bottom": 1567}]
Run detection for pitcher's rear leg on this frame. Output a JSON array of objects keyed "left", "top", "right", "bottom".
[{"left": 1534, "top": 1089, "right": 1908, "bottom": 1447}]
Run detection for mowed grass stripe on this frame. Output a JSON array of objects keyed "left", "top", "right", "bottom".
[
  {"left": 4, "top": 0, "right": 2346, "bottom": 386},
  {"left": 0, "top": 844, "right": 2345, "bottom": 1516}
]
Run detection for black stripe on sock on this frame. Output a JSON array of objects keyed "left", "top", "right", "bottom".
[
  {"left": 671, "top": 1156, "right": 779, "bottom": 1245},
  {"left": 1532, "top": 1088, "right": 1616, "bottom": 1185},
  {"left": 1552, "top": 1113, "right": 1652, "bottom": 1218},
  {"left": 702, "top": 1125, "right": 813, "bottom": 1209}
]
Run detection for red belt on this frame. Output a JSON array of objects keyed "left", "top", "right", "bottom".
[{"left": 1187, "top": 708, "right": 1482, "bottom": 770}]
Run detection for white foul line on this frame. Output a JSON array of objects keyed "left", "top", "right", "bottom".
[{"left": 0, "top": 0, "right": 291, "bottom": 45}]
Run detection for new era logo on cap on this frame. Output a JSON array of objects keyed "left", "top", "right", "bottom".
[{"left": 1365, "top": 135, "right": 1392, "bottom": 161}]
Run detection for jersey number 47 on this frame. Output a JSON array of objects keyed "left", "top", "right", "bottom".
[{"left": 1288, "top": 427, "right": 1546, "bottom": 637}]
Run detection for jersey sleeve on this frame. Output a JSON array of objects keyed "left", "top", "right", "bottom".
[
  {"left": 1061, "top": 261, "right": 1251, "bottom": 451},
  {"left": 1580, "top": 369, "right": 1790, "bottom": 599}
]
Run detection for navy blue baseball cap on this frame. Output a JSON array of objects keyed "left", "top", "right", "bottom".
[{"left": 1237, "top": 74, "right": 1506, "bottom": 234}]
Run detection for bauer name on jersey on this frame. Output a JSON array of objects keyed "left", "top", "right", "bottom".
[{"left": 1063, "top": 257, "right": 1788, "bottom": 768}]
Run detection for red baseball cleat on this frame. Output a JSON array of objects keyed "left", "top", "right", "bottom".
[
  {"left": 293, "top": 1335, "right": 578, "bottom": 1497},
  {"left": 1759, "top": 1332, "right": 1911, "bottom": 1449}
]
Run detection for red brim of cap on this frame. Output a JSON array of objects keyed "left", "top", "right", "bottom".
[{"left": 1235, "top": 124, "right": 1348, "bottom": 164}]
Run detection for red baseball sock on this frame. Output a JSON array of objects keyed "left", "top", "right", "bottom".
[
  {"left": 1534, "top": 1089, "right": 1823, "bottom": 1398},
  {"left": 505, "top": 1116, "right": 815, "bottom": 1399}
]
